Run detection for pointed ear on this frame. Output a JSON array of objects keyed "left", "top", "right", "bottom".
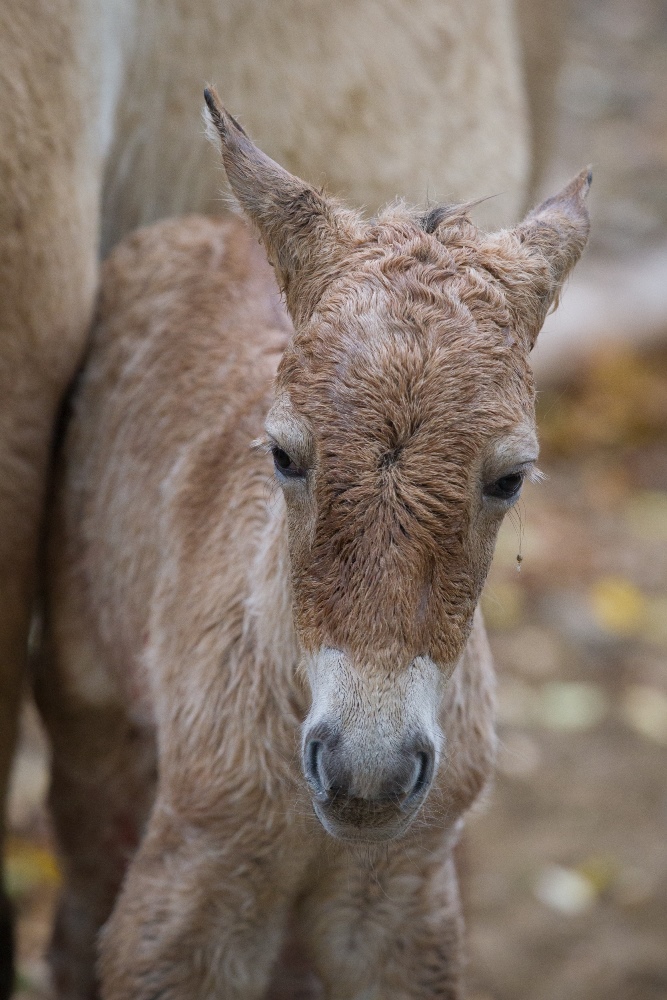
[
  {"left": 484, "top": 168, "right": 592, "bottom": 349},
  {"left": 204, "top": 87, "right": 362, "bottom": 323}
]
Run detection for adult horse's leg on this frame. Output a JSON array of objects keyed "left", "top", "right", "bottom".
[{"left": 0, "top": 2, "right": 106, "bottom": 989}]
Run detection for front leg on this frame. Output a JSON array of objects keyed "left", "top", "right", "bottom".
[
  {"left": 376, "top": 853, "right": 463, "bottom": 1000},
  {"left": 99, "top": 805, "right": 298, "bottom": 1000},
  {"left": 304, "top": 847, "right": 464, "bottom": 1000}
]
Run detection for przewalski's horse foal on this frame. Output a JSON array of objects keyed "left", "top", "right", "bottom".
[{"left": 40, "top": 90, "right": 590, "bottom": 999}]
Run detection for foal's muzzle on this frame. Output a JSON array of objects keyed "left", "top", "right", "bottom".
[
  {"left": 302, "top": 723, "right": 436, "bottom": 842},
  {"left": 301, "top": 648, "right": 444, "bottom": 841}
]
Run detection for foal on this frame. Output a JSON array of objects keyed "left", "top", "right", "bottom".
[{"left": 39, "top": 90, "right": 590, "bottom": 998}]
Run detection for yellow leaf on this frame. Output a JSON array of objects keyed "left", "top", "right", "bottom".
[
  {"left": 590, "top": 576, "right": 647, "bottom": 636},
  {"left": 4, "top": 839, "right": 61, "bottom": 897},
  {"left": 576, "top": 855, "right": 618, "bottom": 894}
]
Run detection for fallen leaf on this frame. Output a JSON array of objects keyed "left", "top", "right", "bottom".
[
  {"left": 590, "top": 576, "right": 647, "bottom": 636},
  {"left": 536, "top": 682, "right": 608, "bottom": 731},
  {"left": 4, "top": 839, "right": 60, "bottom": 898},
  {"left": 534, "top": 865, "right": 597, "bottom": 915},
  {"left": 576, "top": 855, "right": 619, "bottom": 894}
]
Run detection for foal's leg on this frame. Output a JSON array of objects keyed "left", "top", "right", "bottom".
[
  {"left": 304, "top": 845, "right": 464, "bottom": 1000},
  {"left": 371, "top": 853, "right": 463, "bottom": 1000},
  {"left": 99, "top": 808, "right": 303, "bottom": 1000}
]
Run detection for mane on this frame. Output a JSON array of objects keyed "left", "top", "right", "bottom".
[{"left": 419, "top": 202, "right": 474, "bottom": 234}]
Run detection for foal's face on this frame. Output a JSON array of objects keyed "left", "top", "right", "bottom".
[
  {"left": 205, "top": 87, "right": 590, "bottom": 841},
  {"left": 266, "top": 228, "right": 538, "bottom": 840}
]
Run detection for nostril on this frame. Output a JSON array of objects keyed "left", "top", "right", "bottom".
[
  {"left": 305, "top": 740, "right": 327, "bottom": 800},
  {"left": 404, "top": 750, "right": 432, "bottom": 807},
  {"left": 414, "top": 751, "right": 430, "bottom": 794}
]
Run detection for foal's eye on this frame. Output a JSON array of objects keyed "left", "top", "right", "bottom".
[
  {"left": 271, "top": 445, "right": 306, "bottom": 480},
  {"left": 484, "top": 471, "right": 524, "bottom": 502}
]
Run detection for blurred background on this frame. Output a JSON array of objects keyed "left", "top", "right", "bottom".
[
  {"left": 5, "top": 0, "right": 667, "bottom": 997},
  {"left": 469, "top": 1, "right": 667, "bottom": 997}
]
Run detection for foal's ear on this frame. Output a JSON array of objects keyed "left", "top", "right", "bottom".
[
  {"left": 204, "top": 87, "right": 361, "bottom": 323},
  {"left": 485, "top": 168, "right": 592, "bottom": 349}
]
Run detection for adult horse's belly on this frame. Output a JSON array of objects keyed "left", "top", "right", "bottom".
[{"left": 101, "top": 0, "right": 530, "bottom": 253}]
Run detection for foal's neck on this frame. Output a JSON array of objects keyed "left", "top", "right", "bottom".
[{"left": 245, "top": 491, "right": 305, "bottom": 713}]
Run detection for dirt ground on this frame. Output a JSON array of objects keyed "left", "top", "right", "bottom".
[{"left": 4, "top": 0, "right": 667, "bottom": 997}]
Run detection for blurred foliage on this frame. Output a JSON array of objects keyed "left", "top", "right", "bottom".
[{"left": 537, "top": 347, "right": 667, "bottom": 457}]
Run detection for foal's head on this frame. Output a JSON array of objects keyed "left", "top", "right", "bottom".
[{"left": 205, "top": 89, "right": 590, "bottom": 841}]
